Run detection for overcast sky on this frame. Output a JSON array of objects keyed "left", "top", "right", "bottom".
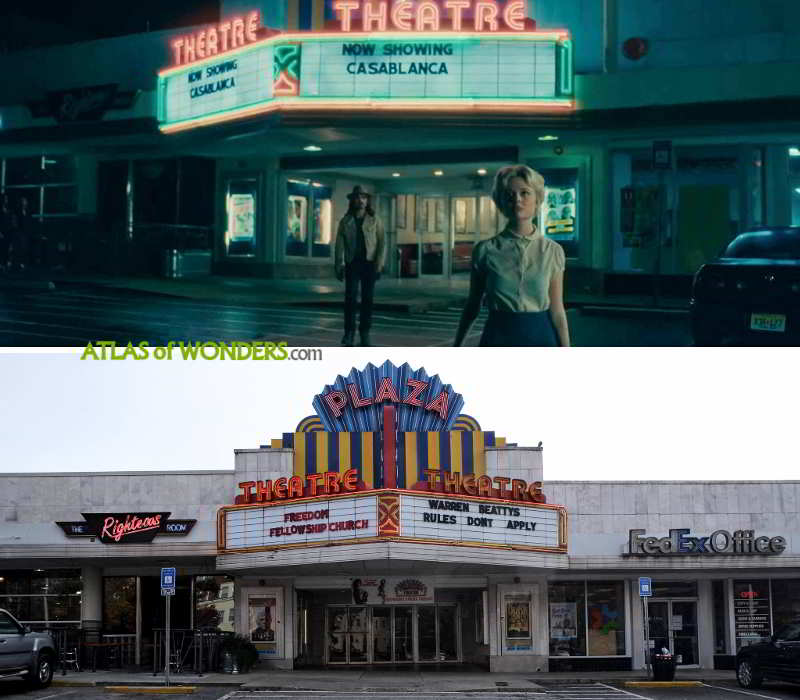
[{"left": 1, "top": 347, "right": 796, "bottom": 481}]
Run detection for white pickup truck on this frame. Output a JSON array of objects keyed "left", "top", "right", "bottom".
[{"left": 0, "top": 608, "right": 55, "bottom": 688}]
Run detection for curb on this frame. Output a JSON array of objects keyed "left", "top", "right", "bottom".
[
  {"left": 575, "top": 304, "right": 690, "bottom": 317},
  {"left": 625, "top": 681, "right": 705, "bottom": 687},
  {"left": 106, "top": 686, "right": 197, "bottom": 694},
  {"left": 52, "top": 679, "right": 97, "bottom": 687}
]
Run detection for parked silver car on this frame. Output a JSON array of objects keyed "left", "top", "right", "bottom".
[{"left": 0, "top": 608, "right": 55, "bottom": 688}]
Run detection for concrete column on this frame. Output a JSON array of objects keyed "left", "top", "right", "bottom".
[
  {"left": 630, "top": 580, "right": 646, "bottom": 670},
  {"left": 765, "top": 145, "right": 791, "bottom": 226},
  {"left": 81, "top": 566, "right": 102, "bottom": 631},
  {"left": 283, "top": 581, "right": 295, "bottom": 669},
  {"left": 697, "top": 580, "right": 714, "bottom": 669}
]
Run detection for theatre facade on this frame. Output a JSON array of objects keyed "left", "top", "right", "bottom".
[
  {"left": 1, "top": 0, "right": 799, "bottom": 296},
  {"left": 1, "top": 361, "right": 799, "bottom": 672}
]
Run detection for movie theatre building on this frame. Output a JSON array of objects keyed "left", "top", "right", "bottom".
[
  {"left": 2, "top": 0, "right": 799, "bottom": 293},
  {"left": 1, "top": 363, "right": 799, "bottom": 673}
]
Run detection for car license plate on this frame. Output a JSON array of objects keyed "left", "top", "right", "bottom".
[{"left": 750, "top": 313, "right": 786, "bottom": 332}]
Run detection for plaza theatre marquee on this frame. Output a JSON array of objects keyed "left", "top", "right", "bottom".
[
  {"left": 157, "top": 1, "right": 575, "bottom": 134},
  {"left": 217, "top": 361, "right": 567, "bottom": 560}
]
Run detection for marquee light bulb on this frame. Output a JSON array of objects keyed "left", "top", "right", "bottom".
[
  {"left": 434, "top": 170, "right": 444, "bottom": 176},
  {"left": 303, "top": 145, "right": 322, "bottom": 152}
]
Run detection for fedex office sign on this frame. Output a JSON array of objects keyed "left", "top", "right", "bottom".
[{"left": 628, "top": 528, "right": 786, "bottom": 556}]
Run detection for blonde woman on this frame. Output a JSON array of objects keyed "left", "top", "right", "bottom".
[{"left": 454, "top": 165, "right": 570, "bottom": 346}]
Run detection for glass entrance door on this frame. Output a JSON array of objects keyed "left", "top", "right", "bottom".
[
  {"left": 325, "top": 605, "right": 459, "bottom": 664},
  {"left": 394, "top": 606, "right": 414, "bottom": 662},
  {"left": 648, "top": 600, "right": 698, "bottom": 666},
  {"left": 372, "top": 607, "right": 392, "bottom": 662},
  {"left": 418, "top": 196, "right": 448, "bottom": 276}
]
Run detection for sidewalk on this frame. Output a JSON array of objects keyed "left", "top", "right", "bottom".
[
  {"left": 52, "top": 667, "right": 734, "bottom": 691},
  {"left": 2, "top": 269, "right": 692, "bottom": 314}
]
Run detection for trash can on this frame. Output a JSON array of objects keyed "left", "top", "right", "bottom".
[{"left": 651, "top": 648, "right": 676, "bottom": 681}]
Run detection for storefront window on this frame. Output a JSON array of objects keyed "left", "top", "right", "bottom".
[
  {"left": 549, "top": 582, "right": 586, "bottom": 656},
  {"left": 103, "top": 577, "right": 137, "bottom": 634},
  {"left": 712, "top": 580, "right": 728, "bottom": 654},
  {"left": 612, "top": 147, "right": 741, "bottom": 276},
  {"left": 2, "top": 155, "right": 78, "bottom": 219},
  {"left": 770, "top": 579, "right": 800, "bottom": 634},
  {"left": 225, "top": 178, "right": 257, "bottom": 257},
  {"left": 734, "top": 579, "right": 771, "bottom": 651},
  {"left": 587, "top": 581, "right": 625, "bottom": 656},
  {"left": 194, "top": 575, "right": 235, "bottom": 631},
  {"left": 0, "top": 570, "right": 81, "bottom": 627},
  {"left": 134, "top": 159, "right": 178, "bottom": 224}
]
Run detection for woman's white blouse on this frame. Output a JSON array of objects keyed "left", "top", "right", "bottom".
[{"left": 472, "top": 230, "right": 566, "bottom": 312}]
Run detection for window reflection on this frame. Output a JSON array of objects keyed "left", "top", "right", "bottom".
[{"left": 194, "top": 575, "right": 235, "bottom": 632}]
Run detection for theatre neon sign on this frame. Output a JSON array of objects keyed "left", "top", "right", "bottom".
[
  {"left": 332, "top": 0, "right": 529, "bottom": 32},
  {"left": 170, "top": 11, "right": 262, "bottom": 67},
  {"left": 235, "top": 469, "right": 545, "bottom": 504}
]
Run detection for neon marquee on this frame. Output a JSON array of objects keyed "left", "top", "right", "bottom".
[
  {"left": 171, "top": 11, "right": 261, "bottom": 66},
  {"left": 332, "top": 0, "right": 529, "bottom": 33}
]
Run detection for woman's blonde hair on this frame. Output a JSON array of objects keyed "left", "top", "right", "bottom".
[{"left": 492, "top": 164, "right": 546, "bottom": 218}]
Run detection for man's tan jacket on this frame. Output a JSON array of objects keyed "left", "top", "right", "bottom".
[{"left": 334, "top": 213, "right": 386, "bottom": 274}]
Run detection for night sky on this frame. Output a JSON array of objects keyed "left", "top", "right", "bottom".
[{"left": 0, "top": 0, "right": 221, "bottom": 51}]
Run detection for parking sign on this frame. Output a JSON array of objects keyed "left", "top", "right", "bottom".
[
  {"left": 639, "top": 577, "right": 652, "bottom": 597},
  {"left": 161, "top": 567, "right": 176, "bottom": 591}
]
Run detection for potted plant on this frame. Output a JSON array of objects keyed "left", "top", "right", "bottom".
[{"left": 219, "top": 634, "right": 259, "bottom": 674}]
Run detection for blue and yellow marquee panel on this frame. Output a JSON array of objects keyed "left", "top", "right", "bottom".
[{"left": 265, "top": 429, "right": 506, "bottom": 489}]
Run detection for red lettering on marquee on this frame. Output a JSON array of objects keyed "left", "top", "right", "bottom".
[
  {"left": 332, "top": 0, "right": 530, "bottom": 32},
  {"left": 235, "top": 470, "right": 546, "bottom": 506},
  {"left": 171, "top": 11, "right": 260, "bottom": 67},
  {"left": 237, "top": 468, "right": 362, "bottom": 504},
  {"left": 321, "top": 378, "right": 449, "bottom": 420},
  {"left": 421, "top": 471, "right": 545, "bottom": 503}
]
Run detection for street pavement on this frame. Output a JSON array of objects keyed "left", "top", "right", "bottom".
[
  {"left": 3, "top": 680, "right": 800, "bottom": 700},
  {"left": 0, "top": 285, "right": 692, "bottom": 347}
]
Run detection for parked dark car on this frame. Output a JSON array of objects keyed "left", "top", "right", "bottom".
[
  {"left": 690, "top": 227, "right": 800, "bottom": 345},
  {"left": 736, "top": 621, "right": 800, "bottom": 689},
  {"left": 0, "top": 608, "right": 55, "bottom": 688}
]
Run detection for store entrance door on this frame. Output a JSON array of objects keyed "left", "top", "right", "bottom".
[
  {"left": 325, "top": 605, "right": 459, "bottom": 664},
  {"left": 648, "top": 600, "right": 699, "bottom": 666}
]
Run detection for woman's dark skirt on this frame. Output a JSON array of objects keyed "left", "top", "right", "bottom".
[{"left": 479, "top": 310, "right": 559, "bottom": 347}]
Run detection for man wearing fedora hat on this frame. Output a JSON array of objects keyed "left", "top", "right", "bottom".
[{"left": 335, "top": 185, "right": 386, "bottom": 346}]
